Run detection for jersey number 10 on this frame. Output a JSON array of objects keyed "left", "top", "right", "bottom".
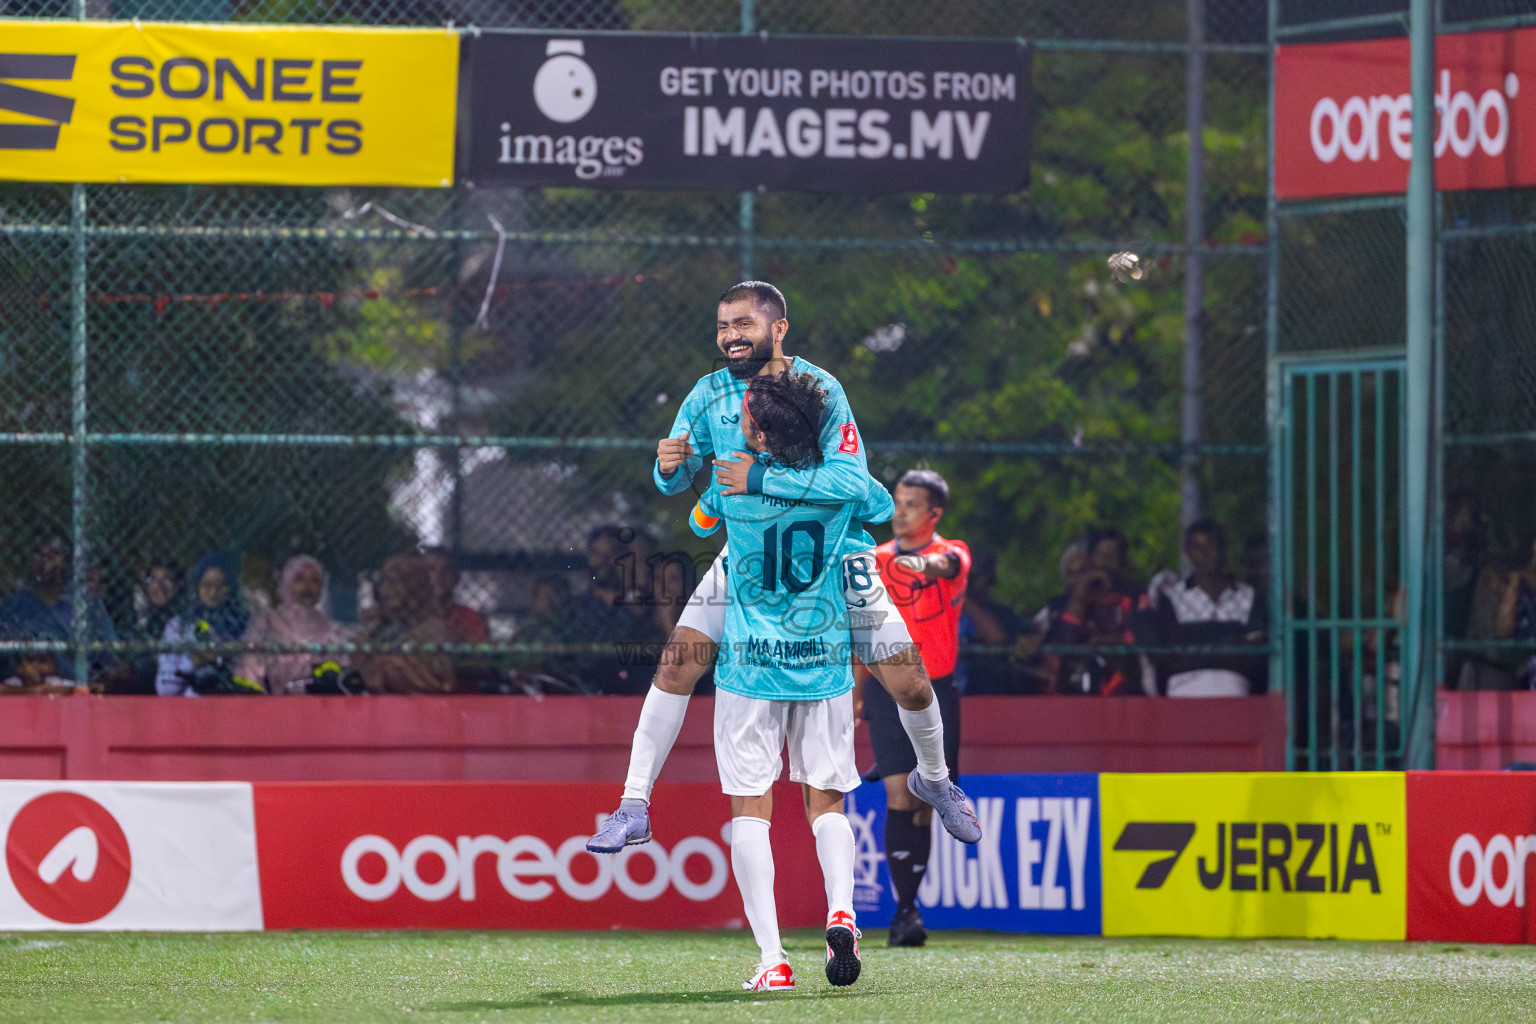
[{"left": 760, "top": 520, "right": 825, "bottom": 593}]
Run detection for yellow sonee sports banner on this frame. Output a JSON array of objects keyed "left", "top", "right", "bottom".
[
  {"left": 0, "top": 21, "right": 458, "bottom": 186},
  {"left": 1101, "top": 772, "right": 1406, "bottom": 940}
]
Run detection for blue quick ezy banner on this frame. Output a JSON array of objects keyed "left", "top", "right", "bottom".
[{"left": 846, "top": 773, "right": 1101, "bottom": 934}]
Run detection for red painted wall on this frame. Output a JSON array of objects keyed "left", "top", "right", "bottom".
[
  {"left": 0, "top": 694, "right": 1286, "bottom": 781},
  {"left": 1436, "top": 690, "right": 1536, "bottom": 769}
]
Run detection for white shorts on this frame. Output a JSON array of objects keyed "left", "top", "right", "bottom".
[
  {"left": 677, "top": 548, "right": 914, "bottom": 665},
  {"left": 713, "top": 687, "right": 860, "bottom": 796}
]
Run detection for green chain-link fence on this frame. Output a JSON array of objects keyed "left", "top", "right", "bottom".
[
  {"left": 0, "top": 0, "right": 1272, "bottom": 702},
  {"left": 1275, "top": 0, "right": 1536, "bottom": 769}
]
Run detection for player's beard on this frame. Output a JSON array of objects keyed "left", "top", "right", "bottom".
[{"left": 724, "top": 334, "right": 773, "bottom": 379}]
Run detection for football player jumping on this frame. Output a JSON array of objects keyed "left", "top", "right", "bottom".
[
  {"left": 683, "top": 370, "right": 883, "bottom": 990},
  {"left": 588, "top": 281, "right": 979, "bottom": 861}
]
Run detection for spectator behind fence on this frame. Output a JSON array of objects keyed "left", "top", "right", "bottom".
[
  {"left": 577, "top": 554, "right": 703, "bottom": 694},
  {"left": 1485, "top": 535, "right": 1536, "bottom": 688},
  {"left": 1459, "top": 525, "right": 1536, "bottom": 690},
  {"left": 585, "top": 525, "right": 629, "bottom": 578},
  {"left": 241, "top": 552, "right": 279, "bottom": 617},
  {"left": 515, "top": 574, "right": 582, "bottom": 686},
  {"left": 0, "top": 529, "right": 116, "bottom": 682},
  {"left": 114, "top": 556, "right": 182, "bottom": 694},
  {"left": 648, "top": 555, "right": 693, "bottom": 640},
  {"left": 424, "top": 550, "right": 494, "bottom": 691},
  {"left": 1042, "top": 525, "right": 1154, "bottom": 695},
  {"left": 355, "top": 554, "right": 454, "bottom": 694},
  {"left": 1443, "top": 488, "right": 1487, "bottom": 646},
  {"left": 1441, "top": 488, "right": 1486, "bottom": 688},
  {"left": 87, "top": 554, "right": 133, "bottom": 639},
  {"left": 1149, "top": 518, "right": 1268, "bottom": 696},
  {"left": 156, "top": 552, "right": 250, "bottom": 697},
  {"left": 237, "top": 555, "right": 351, "bottom": 695},
  {"left": 520, "top": 575, "right": 577, "bottom": 646},
  {"left": 574, "top": 564, "right": 662, "bottom": 694},
  {"left": 423, "top": 550, "right": 489, "bottom": 644},
  {"left": 1015, "top": 540, "right": 1089, "bottom": 691},
  {"left": 955, "top": 548, "right": 1023, "bottom": 694},
  {"left": 1, "top": 653, "right": 74, "bottom": 694}
]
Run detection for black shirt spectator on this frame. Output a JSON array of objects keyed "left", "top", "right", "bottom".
[
  {"left": 515, "top": 574, "right": 584, "bottom": 688},
  {"left": 112, "top": 556, "right": 183, "bottom": 694},
  {"left": 574, "top": 565, "right": 662, "bottom": 694}
]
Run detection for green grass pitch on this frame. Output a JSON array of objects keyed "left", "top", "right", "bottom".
[{"left": 0, "top": 930, "right": 1532, "bottom": 1023}]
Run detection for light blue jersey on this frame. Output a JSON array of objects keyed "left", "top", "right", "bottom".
[
  {"left": 689, "top": 467, "right": 893, "bottom": 702},
  {"left": 655, "top": 358, "right": 879, "bottom": 553}
]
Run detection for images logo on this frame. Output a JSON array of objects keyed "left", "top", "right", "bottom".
[
  {"left": 497, "top": 37, "right": 642, "bottom": 179},
  {"left": 532, "top": 40, "right": 597, "bottom": 124},
  {"left": 0, "top": 53, "right": 76, "bottom": 151},
  {"left": 5, "top": 792, "right": 132, "bottom": 923}
]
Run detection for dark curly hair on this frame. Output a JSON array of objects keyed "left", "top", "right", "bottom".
[{"left": 746, "top": 371, "right": 828, "bottom": 471}]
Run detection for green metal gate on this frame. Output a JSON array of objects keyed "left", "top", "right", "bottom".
[{"left": 1276, "top": 354, "right": 1406, "bottom": 770}]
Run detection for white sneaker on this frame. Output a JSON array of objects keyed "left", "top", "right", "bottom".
[{"left": 742, "top": 959, "right": 795, "bottom": 992}]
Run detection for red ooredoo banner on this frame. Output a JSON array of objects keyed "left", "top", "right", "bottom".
[
  {"left": 1275, "top": 30, "right": 1536, "bottom": 199},
  {"left": 253, "top": 781, "right": 823, "bottom": 930},
  {"left": 1407, "top": 772, "right": 1536, "bottom": 943}
]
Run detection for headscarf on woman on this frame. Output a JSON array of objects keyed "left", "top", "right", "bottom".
[
  {"left": 155, "top": 551, "right": 249, "bottom": 696},
  {"left": 184, "top": 551, "right": 248, "bottom": 640},
  {"left": 238, "top": 555, "right": 351, "bottom": 694}
]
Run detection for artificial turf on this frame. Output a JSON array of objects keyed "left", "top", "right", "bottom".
[{"left": 0, "top": 929, "right": 1531, "bottom": 1023}]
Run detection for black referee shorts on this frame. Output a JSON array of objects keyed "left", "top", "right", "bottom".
[{"left": 863, "top": 673, "right": 960, "bottom": 784}]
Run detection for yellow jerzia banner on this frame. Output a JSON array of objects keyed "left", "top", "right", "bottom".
[
  {"left": 1101, "top": 772, "right": 1406, "bottom": 940},
  {"left": 0, "top": 20, "right": 458, "bottom": 186}
]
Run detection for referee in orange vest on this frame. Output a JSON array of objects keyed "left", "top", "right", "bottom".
[{"left": 856, "top": 468, "right": 969, "bottom": 947}]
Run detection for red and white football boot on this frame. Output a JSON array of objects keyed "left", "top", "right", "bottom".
[
  {"left": 742, "top": 959, "right": 795, "bottom": 992},
  {"left": 824, "top": 909, "right": 862, "bottom": 987}
]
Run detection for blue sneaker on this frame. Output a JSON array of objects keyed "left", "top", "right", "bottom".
[
  {"left": 586, "top": 798, "right": 652, "bottom": 854},
  {"left": 907, "top": 769, "right": 982, "bottom": 845}
]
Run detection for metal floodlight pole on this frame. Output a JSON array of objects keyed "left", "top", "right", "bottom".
[
  {"left": 1403, "top": 0, "right": 1436, "bottom": 769},
  {"left": 69, "top": 185, "right": 88, "bottom": 687},
  {"left": 66, "top": 0, "right": 91, "bottom": 688},
  {"left": 449, "top": 191, "right": 466, "bottom": 555},
  {"left": 1181, "top": 0, "right": 1206, "bottom": 531},
  {"left": 1265, "top": 0, "right": 1289, "bottom": 765}
]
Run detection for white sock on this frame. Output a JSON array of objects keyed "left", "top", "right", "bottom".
[
  {"left": 811, "top": 812, "right": 856, "bottom": 918},
  {"left": 899, "top": 698, "right": 950, "bottom": 783},
  {"left": 730, "top": 816, "right": 782, "bottom": 963},
  {"left": 621, "top": 687, "right": 690, "bottom": 802}
]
